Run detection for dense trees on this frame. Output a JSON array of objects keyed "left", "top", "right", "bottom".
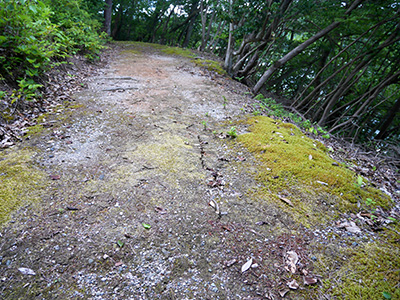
[
  {"left": 98, "top": 0, "right": 399, "bottom": 144},
  {"left": 1, "top": 0, "right": 399, "bottom": 145}
]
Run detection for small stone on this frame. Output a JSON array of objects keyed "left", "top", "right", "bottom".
[
  {"left": 88, "top": 258, "right": 94, "bottom": 264},
  {"left": 18, "top": 267, "right": 36, "bottom": 276}
]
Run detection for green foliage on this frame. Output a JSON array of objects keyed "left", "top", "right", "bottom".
[
  {"left": 0, "top": 0, "right": 105, "bottom": 107},
  {"left": 226, "top": 126, "right": 237, "bottom": 138}
]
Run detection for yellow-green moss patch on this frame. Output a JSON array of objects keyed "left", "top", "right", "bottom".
[
  {"left": 161, "top": 46, "right": 196, "bottom": 58},
  {"left": 192, "top": 59, "right": 226, "bottom": 75},
  {"left": 323, "top": 242, "right": 400, "bottom": 299},
  {"left": 0, "top": 149, "right": 46, "bottom": 225},
  {"left": 238, "top": 116, "right": 391, "bottom": 215}
]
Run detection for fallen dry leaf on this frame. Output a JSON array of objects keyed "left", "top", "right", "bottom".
[
  {"left": 338, "top": 221, "right": 361, "bottom": 234},
  {"left": 279, "top": 289, "right": 289, "bottom": 297},
  {"left": 287, "top": 279, "right": 299, "bottom": 289},
  {"left": 18, "top": 267, "right": 36, "bottom": 276},
  {"left": 304, "top": 276, "right": 318, "bottom": 285},
  {"left": 241, "top": 258, "right": 253, "bottom": 273},
  {"left": 279, "top": 196, "right": 293, "bottom": 207},
  {"left": 286, "top": 251, "right": 299, "bottom": 274}
]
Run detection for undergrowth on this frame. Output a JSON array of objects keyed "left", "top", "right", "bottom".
[{"left": 0, "top": 0, "right": 106, "bottom": 114}]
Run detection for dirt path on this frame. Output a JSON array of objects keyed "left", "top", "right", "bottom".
[
  {"left": 2, "top": 42, "right": 398, "bottom": 300},
  {"left": 0, "top": 43, "right": 281, "bottom": 299}
]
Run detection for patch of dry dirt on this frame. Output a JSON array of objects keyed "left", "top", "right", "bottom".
[{"left": 1, "top": 42, "right": 397, "bottom": 299}]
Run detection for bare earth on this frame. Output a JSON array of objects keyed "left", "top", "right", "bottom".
[{"left": 1, "top": 43, "right": 396, "bottom": 299}]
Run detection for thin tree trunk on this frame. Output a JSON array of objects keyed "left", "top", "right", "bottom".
[
  {"left": 199, "top": 0, "right": 207, "bottom": 51},
  {"left": 183, "top": 0, "right": 200, "bottom": 47},
  {"left": 329, "top": 70, "right": 400, "bottom": 133},
  {"left": 252, "top": 0, "right": 364, "bottom": 94},
  {"left": 207, "top": 20, "right": 225, "bottom": 52},
  {"left": 375, "top": 98, "right": 400, "bottom": 140},
  {"left": 318, "top": 60, "right": 370, "bottom": 126},
  {"left": 104, "top": 0, "right": 113, "bottom": 36},
  {"left": 224, "top": 0, "right": 234, "bottom": 72}
]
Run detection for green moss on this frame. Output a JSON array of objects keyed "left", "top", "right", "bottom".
[
  {"left": 0, "top": 149, "right": 46, "bottom": 225},
  {"left": 121, "top": 49, "right": 142, "bottom": 55},
  {"left": 24, "top": 113, "right": 48, "bottom": 136},
  {"left": 192, "top": 59, "right": 227, "bottom": 75},
  {"left": 323, "top": 243, "right": 400, "bottom": 299},
  {"left": 161, "top": 46, "right": 196, "bottom": 58},
  {"left": 238, "top": 116, "right": 391, "bottom": 215}
]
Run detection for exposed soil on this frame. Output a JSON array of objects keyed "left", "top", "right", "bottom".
[{"left": 0, "top": 42, "right": 399, "bottom": 299}]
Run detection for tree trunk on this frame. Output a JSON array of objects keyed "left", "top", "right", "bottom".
[
  {"left": 375, "top": 99, "right": 400, "bottom": 140},
  {"left": 252, "top": 0, "right": 364, "bottom": 94},
  {"left": 199, "top": 0, "right": 207, "bottom": 51},
  {"left": 224, "top": 0, "right": 234, "bottom": 72},
  {"left": 207, "top": 20, "right": 225, "bottom": 52},
  {"left": 182, "top": 0, "right": 200, "bottom": 47},
  {"left": 104, "top": 0, "right": 113, "bottom": 36}
]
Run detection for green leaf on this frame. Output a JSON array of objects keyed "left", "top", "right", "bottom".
[
  {"left": 29, "top": 4, "right": 37, "bottom": 14},
  {"left": 387, "top": 217, "right": 397, "bottom": 222},
  {"left": 357, "top": 175, "right": 363, "bottom": 186},
  {"left": 142, "top": 223, "right": 151, "bottom": 229},
  {"left": 116, "top": 240, "right": 124, "bottom": 248},
  {"left": 382, "top": 292, "right": 391, "bottom": 299}
]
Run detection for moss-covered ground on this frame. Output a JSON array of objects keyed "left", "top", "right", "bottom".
[
  {"left": 238, "top": 116, "right": 391, "bottom": 215},
  {"left": 0, "top": 149, "right": 46, "bottom": 224},
  {"left": 236, "top": 115, "right": 399, "bottom": 299}
]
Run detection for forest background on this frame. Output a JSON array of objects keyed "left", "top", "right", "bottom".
[{"left": 0, "top": 0, "right": 399, "bottom": 158}]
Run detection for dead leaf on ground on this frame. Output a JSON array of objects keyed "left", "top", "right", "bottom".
[
  {"left": 304, "top": 276, "right": 318, "bottom": 285},
  {"left": 287, "top": 279, "right": 299, "bottom": 289},
  {"left": 241, "top": 258, "right": 253, "bottom": 273},
  {"left": 18, "top": 267, "right": 36, "bottom": 276},
  {"left": 279, "top": 289, "right": 290, "bottom": 297},
  {"left": 286, "top": 250, "right": 299, "bottom": 273},
  {"left": 337, "top": 220, "right": 361, "bottom": 234},
  {"left": 279, "top": 196, "right": 293, "bottom": 207}
]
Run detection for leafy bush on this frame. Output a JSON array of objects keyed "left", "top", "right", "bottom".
[{"left": 0, "top": 0, "right": 106, "bottom": 107}]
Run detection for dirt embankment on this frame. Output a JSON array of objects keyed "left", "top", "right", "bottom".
[{"left": 0, "top": 42, "right": 399, "bottom": 300}]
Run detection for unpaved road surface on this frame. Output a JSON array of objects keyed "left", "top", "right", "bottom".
[{"left": 0, "top": 43, "right": 362, "bottom": 299}]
